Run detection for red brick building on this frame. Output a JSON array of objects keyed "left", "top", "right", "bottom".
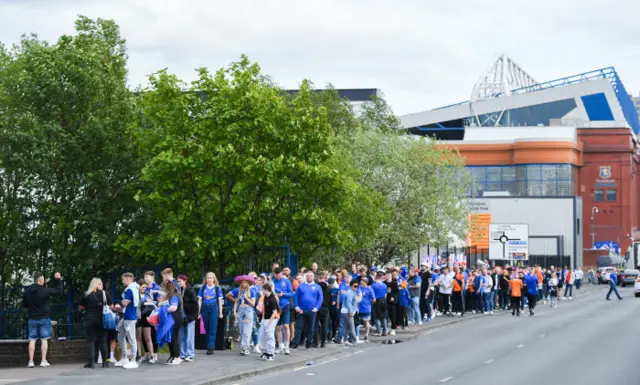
[{"left": 579, "top": 127, "right": 640, "bottom": 254}]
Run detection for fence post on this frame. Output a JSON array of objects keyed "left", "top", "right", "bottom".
[{"left": 67, "top": 284, "right": 72, "bottom": 339}]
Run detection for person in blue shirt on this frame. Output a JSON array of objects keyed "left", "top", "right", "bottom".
[
  {"left": 329, "top": 278, "right": 340, "bottom": 341},
  {"left": 332, "top": 273, "right": 352, "bottom": 343},
  {"left": 161, "top": 279, "right": 183, "bottom": 365},
  {"left": 271, "top": 268, "right": 294, "bottom": 355},
  {"left": 197, "top": 272, "right": 224, "bottom": 355},
  {"left": 371, "top": 272, "right": 388, "bottom": 336},
  {"left": 406, "top": 269, "right": 422, "bottom": 324},
  {"left": 398, "top": 281, "right": 410, "bottom": 329},
  {"left": 523, "top": 270, "right": 539, "bottom": 316},
  {"left": 474, "top": 271, "right": 485, "bottom": 313},
  {"left": 341, "top": 280, "right": 359, "bottom": 346},
  {"left": 358, "top": 278, "right": 375, "bottom": 341},
  {"left": 291, "top": 272, "right": 323, "bottom": 349},
  {"left": 233, "top": 277, "right": 257, "bottom": 356},
  {"left": 606, "top": 268, "right": 623, "bottom": 300}
]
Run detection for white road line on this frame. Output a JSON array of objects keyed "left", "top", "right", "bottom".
[
  {"left": 484, "top": 359, "right": 495, "bottom": 364},
  {"left": 293, "top": 366, "right": 308, "bottom": 371},
  {"left": 517, "top": 344, "right": 524, "bottom": 348},
  {"left": 439, "top": 377, "right": 454, "bottom": 382}
]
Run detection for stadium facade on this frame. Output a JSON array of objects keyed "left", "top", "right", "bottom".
[{"left": 400, "top": 55, "right": 640, "bottom": 267}]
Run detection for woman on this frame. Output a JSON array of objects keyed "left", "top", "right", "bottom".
[
  {"left": 135, "top": 279, "right": 156, "bottom": 364},
  {"left": 233, "top": 275, "right": 256, "bottom": 356},
  {"left": 162, "top": 280, "right": 183, "bottom": 365},
  {"left": 197, "top": 272, "right": 224, "bottom": 355},
  {"left": 79, "top": 278, "right": 112, "bottom": 369},
  {"left": 251, "top": 275, "right": 265, "bottom": 354},
  {"left": 178, "top": 275, "right": 198, "bottom": 362},
  {"left": 258, "top": 283, "right": 280, "bottom": 361}
]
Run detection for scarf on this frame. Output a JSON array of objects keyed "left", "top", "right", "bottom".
[{"left": 124, "top": 281, "right": 140, "bottom": 308}]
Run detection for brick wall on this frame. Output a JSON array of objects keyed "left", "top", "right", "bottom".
[{"left": 0, "top": 339, "right": 86, "bottom": 368}]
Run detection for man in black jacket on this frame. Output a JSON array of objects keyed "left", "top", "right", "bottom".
[
  {"left": 385, "top": 269, "right": 400, "bottom": 336},
  {"left": 314, "top": 272, "right": 332, "bottom": 348},
  {"left": 23, "top": 272, "right": 63, "bottom": 368}
]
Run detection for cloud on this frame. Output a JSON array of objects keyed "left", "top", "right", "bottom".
[{"left": 1, "top": 0, "right": 639, "bottom": 114}]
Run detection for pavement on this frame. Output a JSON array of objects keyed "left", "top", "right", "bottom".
[{"left": 0, "top": 284, "right": 616, "bottom": 385}]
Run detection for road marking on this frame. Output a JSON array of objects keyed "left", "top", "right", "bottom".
[
  {"left": 517, "top": 344, "right": 524, "bottom": 348},
  {"left": 439, "top": 377, "right": 454, "bottom": 382},
  {"left": 540, "top": 334, "right": 546, "bottom": 338},
  {"left": 484, "top": 359, "right": 494, "bottom": 364},
  {"left": 306, "top": 373, "right": 315, "bottom": 376},
  {"left": 293, "top": 366, "right": 308, "bottom": 371},
  {"left": 425, "top": 330, "right": 440, "bottom": 335}
]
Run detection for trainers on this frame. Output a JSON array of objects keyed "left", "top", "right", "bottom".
[
  {"left": 123, "top": 361, "right": 139, "bottom": 369},
  {"left": 39, "top": 360, "right": 50, "bottom": 368},
  {"left": 167, "top": 358, "right": 182, "bottom": 365},
  {"left": 284, "top": 348, "right": 290, "bottom": 355},
  {"left": 389, "top": 330, "right": 396, "bottom": 336},
  {"left": 254, "top": 345, "right": 262, "bottom": 354},
  {"left": 275, "top": 348, "right": 283, "bottom": 354},
  {"left": 569, "top": 297, "right": 572, "bottom": 300},
  {"left": 184, "top": 357, "right": 194, "bottom": 362},
  {"left": 28, "top": 360, "right": 35, "bottom": 368},
  {"left": 149, "top": 358, "right": 157, "bottom": 364},
  {"left": 240, "top": 349, "right": 250, "bottom": 356},
  {"left": 344, "top": 341, "right": 353, "bottom": 347},
  {"left": 266, "top": 355, "right": 275, "bottom": 361},
  {"left": 114, "top": 360, "right": 127, "bottom": 367},
  {"left": 490, "top": 311, "right": 494, "bottom": 315}
]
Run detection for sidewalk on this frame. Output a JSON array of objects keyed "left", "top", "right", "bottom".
[{"left": 5, "top": 284, "right": 605, "bottom": 385}]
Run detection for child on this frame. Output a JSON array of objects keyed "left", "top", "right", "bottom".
[
  {"left": 258, "top": 283, "right": 280, "bottom": 361},
  {"left": 398, "top": 281, "right": 410, "bottom": 329},
  {"left": 548, "top": 273, "right": 559, "bottom": 308}
]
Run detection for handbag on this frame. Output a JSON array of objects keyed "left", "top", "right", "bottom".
[
  {"left": 101, "top": 291, "right": 117, "bottom": 330},
  {"left": 200, "top": 317, "right": 206, "bottom": 335}
]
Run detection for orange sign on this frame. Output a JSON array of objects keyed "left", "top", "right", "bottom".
[{"left": 467, "top": 213, "right": 491, "bottom": 248}]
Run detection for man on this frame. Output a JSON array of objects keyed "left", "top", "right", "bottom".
[
  {"left": 510, "top": 272, "right": 524, "bottom": 316},
  {"left": 371, "top": 272, "right": 388, "bottom": 336},
  {"left": 354, "top": 267, "right": 373, "bottom": 287},
  {"left": 474, "top": 269, "right": 485, "bottom": 313},
  {"left": 419, "top": 264, "right": 432, "bottom": 322},
  {"left": 314, "top": 272, "right": 332, "bottom": 348},
  {"left": 524, "top": 269, "right": 539, "bottom": 316},
  {"left": 333, "top": 274, "right": 352, "bottom": 343},
  {"left": 115, "top": 272, "right": 139, "bottom": 369},
  {"left": 606, "top": 268, "right": 623, "bottom": 301},
  {"left": 491, "top": 268, "right": 500, "bottom": 311},
  {"left": 143, "top": 271, "right": 160, "bottom": 361},
  {"left": 341, "top": 280, "right": 359, "bottom": 346},
  {"left": 482, "top": 269, "right": 494, "bottom": 314},
  {"left": 268, "top": 263, "right": 280, "bottom": 280},
  {"left": 437, "top": 267, "right": 453, "bottom": 316},
  {"left": 574, "top": 266, "right": 584, "bottom": 290},
  {"left": 451, "top": 266, "right": 464, "bottom": 317},
  {"left": 311, "top": 263, "right": 319, "bottom": 281},
  {"left": 272, "top": 268, "right": 293, "bottom": 354},
  {"left": 407, "top": 269, "right": 422, "bottom": 324},
  {"left": 291, "top": 272, "right": 323, "bottom": 350},
  {"left": 385, "top": 270, "right": 400, "bottom": 335},
  {"left": 161, "top": 268, "right": 181, "bottom": 293},
  {"left": 498, "top": 269, "right": 510, "bottom": 310},
  {"left": 23, "top": 272, "right": 63, "bottom": 368},
  {"left": 563, "top": 267, "right": 575, "bottom": 300}
]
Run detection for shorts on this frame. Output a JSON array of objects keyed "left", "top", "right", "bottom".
[
  {"left": 359, "top": 313, "right": 371, "bottom": 321},
  {"left": 106, "top": 329, "right": 118, "bottom": 342},
  {"left": 28, "top": 319, "right": 51, "bottom": 341},
  {"left": 136, "top": 318, "right": 152, "bottom": 328},
  {"left": 277, "top": 305, "right": 291, "bottom": 326}
]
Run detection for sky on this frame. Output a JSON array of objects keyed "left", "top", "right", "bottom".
[{"left": 1, "top": 0, "right": 639, "bottom": 115}]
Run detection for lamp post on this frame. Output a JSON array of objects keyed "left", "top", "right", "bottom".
[{"left": 591, "top": 206, "right": 599, "bottom": 249}]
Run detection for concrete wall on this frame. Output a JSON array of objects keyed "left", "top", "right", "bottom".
[{"left": 469, "top": 197, "right": 582, "bottom": 267}]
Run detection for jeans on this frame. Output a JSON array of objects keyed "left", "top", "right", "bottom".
[
  {"left": 341, "top": 312, "right": 356, "bottom": 343},
  {"left": 484, "top": 292, "right": 492, "bottom": 312},
  {"left": 564, "top": 284, "right": 573, "bottom": 297},
  {"left": 499, "top": 290, "right": 509, "bottom": 309},
  {"left": 259, "top": 318, "right": 277, "bottom": 355},
  {"left": 336, "top": 309, "right": 346, "bottom": 341},
  {"left": 575, "top": 279, "right": 582, "bottom": 290},
  {"left": 475, "top": 294, "right": 483, "bottom": 312},
  {"left": 252, "top": 310, "right": 260, "bottom": 346},
  {"left": 117, "top": 320, "right": 137, "bottom": 361},
  {"left": 201, "top": 302, "right": 219, "bottom": 350},
  {"left": 28, "top": 318, "right": 52, "bottom": 341},
  {"left": 606, "top": 282, "right": 623, "bottom": 300},
  {"left": 293, "top": 310, "right": 317, "bottom": 348},
  {"left": 409, "top": 296, "right": 421, "bottom": 323},
  {"left": 179, "top": 320, "right": 195, "bottom": 359},
  {"left": 237, "top": 306, "right": 254, "bottom": 351}
]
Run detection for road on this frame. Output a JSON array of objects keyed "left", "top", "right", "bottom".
[{"left": 237, "top": 286, "right": 640, "bottom": 385}]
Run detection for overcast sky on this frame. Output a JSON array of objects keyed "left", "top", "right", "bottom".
[{"left": 1, "top": 0, "right": 639, "bottom": 115}]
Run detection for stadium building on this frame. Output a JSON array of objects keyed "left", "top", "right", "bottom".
[{"left": 400, "top": 55, "right": 640, "bottom": 268}]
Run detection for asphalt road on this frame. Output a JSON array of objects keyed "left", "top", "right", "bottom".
[{"left": 237, "top": 286, "right": 640, "bottom": 385}]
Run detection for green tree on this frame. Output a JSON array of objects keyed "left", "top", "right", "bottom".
[{"left": 0, "top": 16, "right": 140, "bottom": 286}]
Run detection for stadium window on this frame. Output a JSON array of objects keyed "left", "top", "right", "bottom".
[
  {"left": 594, "top": 189, "right": 604, "bottom": 202},
  {"left": 606, "top": 189, "right": 617, "bottom": 201}
]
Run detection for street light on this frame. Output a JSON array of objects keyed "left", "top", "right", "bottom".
[{"left": 591, "top": 206, "right": 599, "bottom": 249}]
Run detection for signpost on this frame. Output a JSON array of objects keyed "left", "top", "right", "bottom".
[{"left": 489, "top": 224, "right": 529, "bottom": 264}]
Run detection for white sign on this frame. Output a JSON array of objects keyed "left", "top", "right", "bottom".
[
  {"left": 468, "top": 199, "right": 491, "bottom": 214},
  {"left": 489, "top": 224, "right": 529, "bottom": 261}
]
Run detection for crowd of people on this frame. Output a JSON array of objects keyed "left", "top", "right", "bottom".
[{"left": 21, "top": 261, "right": 600, "bottom": 369}]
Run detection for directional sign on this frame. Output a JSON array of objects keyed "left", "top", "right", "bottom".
[{"left": 489, "top": 224, "right": 529, "bottom": 261}]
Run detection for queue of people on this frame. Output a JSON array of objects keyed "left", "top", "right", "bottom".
[{"left": 22, "top": 262, "right": 593, "bottom": 370}]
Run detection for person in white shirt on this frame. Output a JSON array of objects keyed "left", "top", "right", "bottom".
[
  {"left": 574, "top": 267, "right": 584, "bottom": 290},
  {"left": 483, "top": 269, "right": 494, "bottom": 315},
  {"left": 437, "top": 268, "right": 453, "bottom": 316}
]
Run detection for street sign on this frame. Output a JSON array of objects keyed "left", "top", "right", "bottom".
[{"left": 489, "top": 224, "right": 529, "bottom": 261}]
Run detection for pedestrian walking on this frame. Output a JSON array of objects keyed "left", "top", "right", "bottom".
[
  {"left": 23, "top": 272, "right": 63, "bottom": 368},
  {"left": 524, "top": 269, "right": 538, "bottom": 316},
  {"left": 509, "top": 273, "right": 524, "bottom": 316},
  {"left": 606, "top": 268, "right": 623, "bottom": 301}
]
